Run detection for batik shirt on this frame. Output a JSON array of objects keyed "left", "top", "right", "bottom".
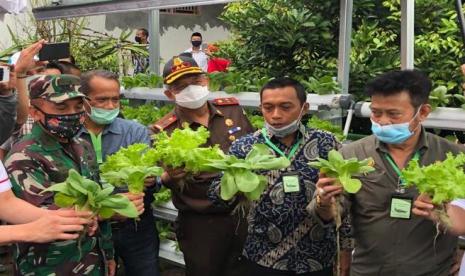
[
  {"left": 4, "top": 123, "right": 113, "bottom": 276},
  {"left": 208, "top": 125, "right": 352, "bottom": 273}
]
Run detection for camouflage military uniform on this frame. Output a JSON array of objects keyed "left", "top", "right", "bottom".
[{"left": 4, "top": 75, "right": 113, "bottom": 276}]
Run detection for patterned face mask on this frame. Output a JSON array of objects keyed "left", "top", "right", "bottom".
[{"left": 34, "top": 105, "right": 85, "bottom": 139}]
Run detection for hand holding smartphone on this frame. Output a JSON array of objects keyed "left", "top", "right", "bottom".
[
  {"left": 38, "top": 42, "right": 70, "bottom": 61},
  {"left": 0, "top": 66, "right": 10, "bottom": 84}
]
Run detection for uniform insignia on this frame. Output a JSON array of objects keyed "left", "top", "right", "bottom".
[
  {"left": 229, "top": 135, "right": 236, "bottom": 141},
  {"left": 228, "top": 126, "right": 241, "bottom": 135},
  {"left": 153, "top": 112, "right": 177, "bottom": 131},
  {"left": 213, "top": 97, "right": 239, "bottom": 106},
  {"left": 225, "top": 119, "right": 234, "bottom": 127}
]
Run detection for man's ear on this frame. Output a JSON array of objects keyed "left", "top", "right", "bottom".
[
  {"left": 303, "top": 102, "right": 310, "bottom": 114},
  {"left": 29, "top": 104, "right": 42, "bottom": 122},
  {"left": 164, "top": 89, "right": 175, "bottom": 100},
  {"left": 418, "top": 104, "right": 432, "bottom": 122}
]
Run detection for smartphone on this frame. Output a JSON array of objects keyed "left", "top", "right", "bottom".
[
  {"left": 201, "top": 43, "right": 208, "bottom": 51},
  {"left": 39, "top": 42, "right": 70, "bottom": 61},
  {"left": 0, "top": 66, "right": 9, "bottom": 83}
]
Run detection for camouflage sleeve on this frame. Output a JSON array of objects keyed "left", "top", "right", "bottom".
[
  {"left": 4, "top": 150, "right": 56, "bottom": 208},
  {"left": 99, "top": 221, "right": 114, "bottom": 260}
]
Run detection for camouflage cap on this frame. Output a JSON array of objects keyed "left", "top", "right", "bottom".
[
  {"left": 163, "top": 55, "right": 203, "bottom": 85},
  {"left": 29, "top": 74, "right": 86, "bottom": 103}
]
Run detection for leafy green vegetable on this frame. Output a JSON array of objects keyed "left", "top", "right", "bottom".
[
  {"left": 300, "top": 75, "right": 341, "bottom": 95},
  {"left": 42, "top": 169, "right": 139, "bottom": 219},
  {"left": 205, "top": 144, "right": 290, "bottom": 201},
  {"left": 402, "top": 152, "right": 465, "bottom": 205},
  {"left": 429, "top": 86, "right": 451, "bottom": 110},
  {"left": 154, "top": 187, "right": 172, "bottom": 206},
  {"left": 122, "top": 73, "right": 163, "bottom": 89},
  {"left": 100, "top": 144, "right": 163, "bottom": 194},
  {"left": 122, "top": 104, "right": 173, "bottom": 126},
  {"left": 308, "top": 150, "right": 374, "bottom": 193},
  {"left": 152, "top": 125, "right": 225, "bottom": 173},
  {"left": 307, "top": 116, "right": 345, "bottom": 142},
  {"left": 248, "top": 114, "right": 265, "bottom": 129}
]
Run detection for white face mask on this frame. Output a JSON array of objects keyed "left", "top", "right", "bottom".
[
  {"left": 175, "top": 85, "right": 210, "bottom": 109},
  {"left": 265, "top": 105, "right": 306, "bottom": 138}
]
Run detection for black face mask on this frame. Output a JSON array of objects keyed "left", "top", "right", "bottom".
[
  {"left": 191, "top": 40, "right": 202, "bottom": 47},
  {"left": 135, "top": 36, "right": 142, "bottom": 43},
  {"left": 34, "top": 105, "right": 84, "bottom": 139}
]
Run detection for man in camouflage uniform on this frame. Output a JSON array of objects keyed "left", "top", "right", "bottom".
[{"left": 4, "top": 74, "right": 114, "bottom": 276}]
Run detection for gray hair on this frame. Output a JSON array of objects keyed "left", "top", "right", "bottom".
[{"left": 80, "top": 70, "right": 119, "bottom": 96}]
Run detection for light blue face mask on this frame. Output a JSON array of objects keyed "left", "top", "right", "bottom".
[
  {"left": 89, "top": 106, "right": 120, "bottom": 125},
  {"left": 371, "top": 107, "right": 421, "bottom": 144}
]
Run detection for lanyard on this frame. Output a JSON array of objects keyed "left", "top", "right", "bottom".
[
  {"left": 90, "top": 132, "right": 103, "bottom": 164},
  {"left": 384, "top": 151, "right": 420, "bottom": 186},
  {"left": 261, "top": 128, "right": 301, "bottom": 160}
]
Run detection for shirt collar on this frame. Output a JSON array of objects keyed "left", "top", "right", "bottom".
[
  {"left": 80, "top": 118, "right": 123, "bottom": 136},
  {"left": 376, "top": 126, "right": 429, "bottom": 154},
  {"left": 174, "top": 101, "right": 224, "bottom": 126},
  {"left": 263, "top": 123, "right": 306, "bottom": 147},
  {"left": 31, "top": 123, "right": 67, "bottom": 151}
]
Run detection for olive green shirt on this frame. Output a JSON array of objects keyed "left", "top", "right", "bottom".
[{"left": 339, "top": 129, "right": 464, "bottom": 276}]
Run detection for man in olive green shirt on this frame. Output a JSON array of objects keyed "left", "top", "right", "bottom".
[{"left": 311, "top": 70, "right": 464, "bottom": 276}]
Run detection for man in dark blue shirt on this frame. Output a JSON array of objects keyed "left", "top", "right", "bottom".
[{"left": 209, "top": 78, "right": 352, "bottom": 276}]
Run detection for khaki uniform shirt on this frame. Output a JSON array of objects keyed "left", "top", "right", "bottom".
[
  {"left": 339, "top": 129, "right": 464, "bottom": 276},
  {"left": 151, "top": 98, "right": 254, "bottom": 213}
]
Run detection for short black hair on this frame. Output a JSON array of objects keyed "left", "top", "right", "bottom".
[
  {"left": 191, "top": 32, "right": 202, "bottom": 39},
  {"left": 365, "top": 70, "right": 432, "bottom": 108},
  {"left": 138, "top": 28, "right": 149, "bottom": 37},
  {"left": 58, "top": 61, "right": 80, "bottom": 75},
  {"left": 45, "top": 61, "right": 64, "bottom": 73},
  {"left": 80, "top": 70, "right": 119, "bottom": 96},
  {"left": 179, "top": 52, "right": 193, "bottom": 58},
  {"left": 260, "top": 78, "right": 307, "bottom": 105}
]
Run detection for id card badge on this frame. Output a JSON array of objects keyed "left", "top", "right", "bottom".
[
  {"left": 390, "top": 193, "right": 413, "bottom": 219},
  {"left": 282, "top": 173, "right": 300, "bottom": 193}
]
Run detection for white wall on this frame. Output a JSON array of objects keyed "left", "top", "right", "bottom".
[{"left": 0, "top": 4, "right": 230, "bottom": 70}]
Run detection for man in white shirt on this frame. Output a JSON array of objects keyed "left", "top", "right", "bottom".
[{"left": 184, "top": 32, "right": 208, "bottom": 72}]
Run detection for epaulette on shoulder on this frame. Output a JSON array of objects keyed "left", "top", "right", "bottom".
[
  {"left": 153, "top": 112, "right": 177, "bottom": 131},
  {"left": 212, "top": 97, "right": 239, "bottom": 106}
]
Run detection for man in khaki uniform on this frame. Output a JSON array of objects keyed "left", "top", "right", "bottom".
[
  {"left": 311, "top": 70, "right": 464, "bottom": 276},
  {"left": 150, "top": 55, "right": 254, "bottom": 276}
]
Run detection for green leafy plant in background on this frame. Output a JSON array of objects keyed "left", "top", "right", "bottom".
[
  {"left": 122, "top": 74, "right": 164, "bottom": 89},
  {"left": 429, "top": 86, "right": 452, "bottom": 110},
  {"left": 307, "top": 116, "right": 345, "bottom": 141},
  {"left": 100, "top": 144, "right": 163, "bottom": 194},
  {"left": 300, "top": 75, "right": 341, "bottom": 95},
  {"left": 247, "top": 113, "right": 265, "bottom": 130},
  {"left": 154, "top": 187, "right": 172, "bottom": 206},
  {"left": 42, "top": 169, "right": 138, "bottom": 219},
  {"left": 122, "top": 104, "right": 173, "bottom": 126},
  {"left": 219, "top": 0, "right": 465, "bottom": 106},
  {"left": 402, "top": 152, "right": 465, "bottom": 227}
]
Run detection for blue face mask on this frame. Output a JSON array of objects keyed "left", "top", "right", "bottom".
[{"left": 371, "top": 108, "right": 421, "bottom": 144}]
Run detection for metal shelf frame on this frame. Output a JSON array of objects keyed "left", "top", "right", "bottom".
[{"left": 122, "top": 89, "right": 352, "bottom": 112}]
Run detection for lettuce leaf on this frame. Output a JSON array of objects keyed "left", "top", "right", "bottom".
[
  {"left": 402, "top": 152, "right": 465, "bottom": 204},
  {"left": 308, "top": 149, "right": 374, "bottom": 193}
]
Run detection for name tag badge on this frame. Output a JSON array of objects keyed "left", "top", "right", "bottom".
[
  {"left": 283, "top": 173, "right": 300, "bottom": 193},
  {"left": 390, "top": 193, "right": 413, "bottom": 219}
]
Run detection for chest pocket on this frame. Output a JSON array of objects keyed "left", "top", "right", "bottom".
[{"left": 355, "top": 168, "right": 391, "bottom": 214}]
